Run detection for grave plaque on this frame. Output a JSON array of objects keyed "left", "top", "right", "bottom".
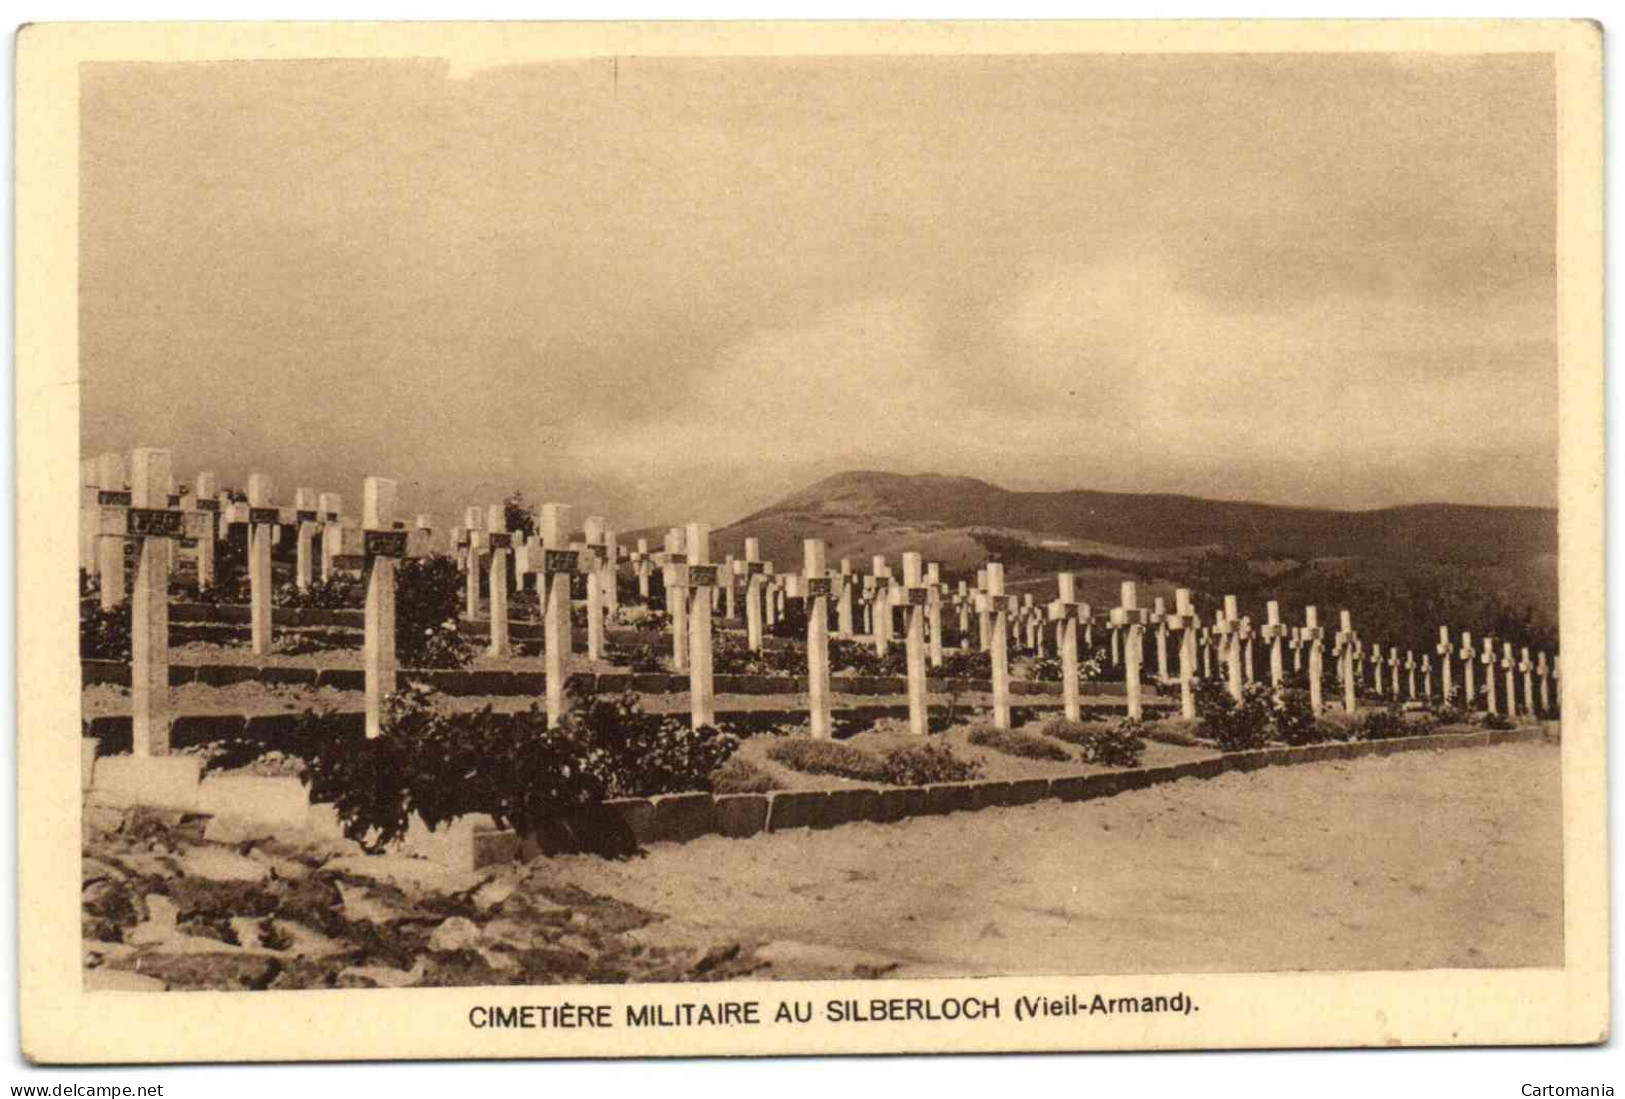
[
  {"left": 486, "top": 532, "right": 513, "bottom": 550},
  {"left": 98, "top": 490, "right": 131, "bottom": 507},
  {"left": 297, "top": 509, "right": 318, "bottom": 524},
  {"left": 544, "top": 549, "right": 581, "bottom": 573},
  {"left": 195, "top": 498, "right": 220, "bottom": 512},
  {"left": 127, "top": 508, "right": 184, "bottom": 537},
  {"left": 363, "top": 530, "right": 408, "bottom": 557},
  {"left": 904, "top": 587, "right": 930, "bottom": 606},
  {"left": 687, "top": 564, "right": 719, "bottom": 587},
  {"left": 249, "top": 507, "right": 280, "bottom": 525},
  {"left": 806, "top": 576, "right": 832, "bottom": 598},
  {"left": 746, "top": 560, "right": 767, "bottom": 576}
]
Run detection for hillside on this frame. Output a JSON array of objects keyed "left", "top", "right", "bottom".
[{"left": 625, "top": 470, "right": 1560, "bottom": 656}]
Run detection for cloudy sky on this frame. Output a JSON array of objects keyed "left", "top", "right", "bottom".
[{"left": 80, "top": 52, "right": 1557, "bottom": 531}]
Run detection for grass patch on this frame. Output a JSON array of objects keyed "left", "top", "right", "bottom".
[
  {"left": 765, "top": 738, "right": 891, "bottom": 783},
  {"left": 1036, "top": 717, "right": 1145, "bottom": 767},
  {"left": 709, "top": 756, "right": 781, "bottom": 794},
  {"left": 881, "top": 742, "right": 982, "bottom": 785},
  {"left": 965, "top": 724, "right": 1073, "bottom": 762}
]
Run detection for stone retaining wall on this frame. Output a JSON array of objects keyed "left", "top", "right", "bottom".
[{"left": 80, "top": 724, "right": 1551, "bottom": 871}]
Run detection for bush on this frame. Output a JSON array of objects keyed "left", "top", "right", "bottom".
[
  {"left": 295, "top": 688, "right": 610, "bottom": 852},
  {"left": 563, "top": 682, "right": 740, "bottom": 797},
  {"left": 1483, "top": 712, "right": 1516, "bottom": 732},
  {"left": 615, "top": 604, "right": 669, "bottom": 634},
  {"left": 1027, "top": 655, "right": 1063, "bottom": 683},
  {"left": 765, "top": 738, "right": 891, "bottom": 783},
  {"left": 275, "top": 575, "right": 364, "bottom": 610},
  {"left": 396, "top": 555, "right": 473, "bottom": 669},
  {"left": 881, "top": 742, "right": 982, "bottom": 785},
  {"left": 829, "top": 639, "right": 884, "bottom": 675},
  {"left": 1271, "top": 689, "right": 1323, "bottom": 746},
  {"left": 965, "top": 724, "right": 1073, "bottom": 762},
  {"left": 939, "top": 650, "right": 992, "bottom": 680},
  {"left": 80, "top": 599, "right": 131, "bottom": 661},
  {"left": 1195, "top": 679, "right": 1273, "bottom": 752},
  {"left": 1038, "top": 716, "right": 1145, "bottom": 767},
  {"left": 1353, "top": 707, "right": 1410, "bottom": 741},
  {"left": 295, "top": 683, "right": 740, "bottom": 850},
  {"left": 710, "top": 756, "right": 780, "bottom": 794}
]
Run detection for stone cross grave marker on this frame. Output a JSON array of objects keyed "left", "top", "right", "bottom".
[
  {"left": 633, "top": 537, "right": 653, "bottom": 600},
  {"left": 184, "top": 470, "right": 221, "bottom": 590},
  {"left": 1164, "top": 588, "right": 1201, "bottom": 719},
  {"left": 333, "top": 477, "right": 429, "bottom": 738},
  {"left": 975, "top": 568, "right": 992, "bottom": 653},
  {"left": 292, "top": 488, "right": 320, "bottom": 591},
  {"left": 735, "top": 537, "right": 768, "bottom": 652},
  {"left": 1405, "top": 649, "right": 1417, "bottom": 700},
  {"left": 1047, "top": 573, "right": 1091, "bottom": 723},
  {"left": 483, "top": 504, "right": 514, "bottom": 659},
  {"left": 1369, "top": 641, "right": 1384, "bottom": 698},
  {"left": 1199, "top": 624, "right": 1213, "bottom": 679},
  {"left": 871, "top": 556, "right": 893, "bottom": 657},
  {"left": 1421, "top": 653, "right": 1433, "bottom": 699},
  {"left": 985, "top": 562, "right": 1014, "bottom": 729},
  {"left": 1261, "top": 600, "right": 1288, "bottom": 688},
  {"left": 1537, "top": 652, "right": 1551, "bottom": 714},
  {"left": 899, "top": 552, "right": 934, "bottom": 736},
  {"left": 1110, "top": 581, "right": 1149, "bottom": 720},
  {"left": 661, "top": 527, "right": 690, "bottom": 672},
  {"left": 803, "top": 540, "right": 834, "bottom": 739},
  {"left": 1214, "top": 596, "right": 1244, "bottom": 703},
  {"left": 1239, "top": 615, "right": 1256, "bottom": 684},
  {"left": 582, "top": 516, "right": 613, "bottom": 662},
  {"left": 536, "top": 503, "right": 589, "bottom": 727},
  {"left": 677, "top": 522, "right": 718, "bottom": 729},
  {"left": 315, "top": 493, "right": 344, "bottom": 583},
  {"left": 926, "top": 562, "right": 945, "bottom": 668},
  {"left": 244, "top": 473, "right": 287, "bottom": 656},
  {"left": 1459, "top": 631, "right": 1476, "bottom": 711},
  {"left": 837, "top": 558, "right": 855, "bottom": 639},
  {"left": 104, "top": 449, "right": 212, "bottom": 754},
  {"left": 1151, "top": 597, "right": 1169, "bottom": 681},
  {"left": 86, "top": 453, "right": 132, "bottom": 606},
  {"left": 1387, "top": 647, "right": 1401, "bottom": 699},
  {"left": 1436, "top": 626, "right": 1454, "bottom": 706},
  {"left": 956, "top": 580, "right": 971, "bottom": 651},
  {"left": 1300, "top": 606, "right": 1326, "bottom": 715},
  {"left": 1480, "top": 636, "right": 1498, "bottom": 715},
  {"left": 461, "top": 506, "right": 485, "bottom": 621},
  {"left": 1519, "top": 646, "right": 1535, "bottom": 716},
  {"left": 1333, "top": 611, "right": 1359, "bottom": 714},
  {"left": 1501, "top": 641, "right": 1518, "bottom": 719},
  {"left": 1289, "top": 626, "right": 1303, "bottom": 675}
]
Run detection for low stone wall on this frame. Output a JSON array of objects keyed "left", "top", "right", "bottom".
[
  {"left": 81, "top": 659, "right": 1145, "bottom": 700},
  {"left": 81, "top": 724, "right": 1551, "bottom": 871}
]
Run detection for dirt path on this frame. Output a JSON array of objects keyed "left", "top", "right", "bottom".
[{"left": 551, "top": 742, "right": 1564, "bottom": 978}]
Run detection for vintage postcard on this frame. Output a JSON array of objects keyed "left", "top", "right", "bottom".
[{"left": 16, "top": 20, "right": 1606, "bottom": 1063}]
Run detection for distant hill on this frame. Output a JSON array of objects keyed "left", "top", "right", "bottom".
[{"left": 624, "top": 469, "right": 1560, "bottom": 654}]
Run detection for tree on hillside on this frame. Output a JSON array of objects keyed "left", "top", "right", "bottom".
[{"left": 504, "top": 491, "right": 537, "bottom": 540}]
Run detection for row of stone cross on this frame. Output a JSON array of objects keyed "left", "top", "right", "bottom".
[{"left": 81, "top": 450, "right": 1561, "bottom": 759}]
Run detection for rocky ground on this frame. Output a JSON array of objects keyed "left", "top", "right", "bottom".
[{"left": 83, "top": 738, "right": 1561, "bottom": 990}]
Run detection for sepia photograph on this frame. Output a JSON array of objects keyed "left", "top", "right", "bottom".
[{"left": 15, "top": 18, "right": 1607, "bottom": 1063}]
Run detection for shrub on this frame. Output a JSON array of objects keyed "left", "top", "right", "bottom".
[
  {"left": 1038, "top": 716, "right": 1145, "bottom": 767},
  {"left": 709, "top": 756, "right": 781, "bottom": 794},
  {"left": 275, "top": 575, "right": 364, "bottom": 610},
  {"left": 965, "top": 725, "right": 1073, "bottom": 762},
  {"left": 1271, "top": 689, "right": 1323, "bottom": 746},
  {"left": 615, "top": 605, "right": 669, "bottom": 633},
  {"left": 562, "top": 682, "right": 739, "bottom": 797},
  {"left": 829, "top": 639, "right": 884, "bottom": 676},
  {"left": 1195, "top": 679, "right": 1273, "bottom": 752},
  {"left": 1027, "top": 655, "right": 1063, "bottom": 683},
  {"left": 295, "top": 688, "right": 610, "bottom": 852},
  {"left": 1483, "top": 712, "right": 1516, "bottom": 732},
  {"left": 1353, "top": 707, "right": 1410, "bottom": 741},
  {"left": 765, "top": 738, "right": 891, "bottom": 783},
  {"left": 80, "top": 599, "right": 131, "bottom": 661},
  {"left": 295, "top": 683, "right": 740, "bottom": 850},
  {"left": 881, "top": 742, "right": 982, "bottom": 785},
  {"left": 939, "top": 650, "right": 992, "bottom": 680},
  {"left": 396, "top": 555, "right": 473, "bottom": 669}
]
